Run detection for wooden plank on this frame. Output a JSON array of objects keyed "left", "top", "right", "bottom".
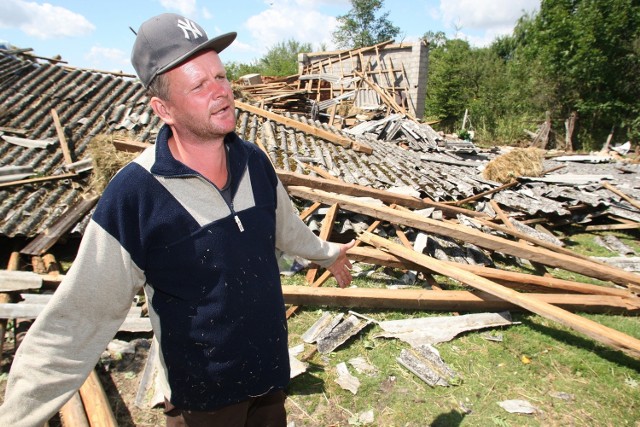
[
  {"left": 448, "top": 180, "right": 519, "bottom": 206},
  {"left": 286, "top": 186, "right": 640, "bottom": 287},
  {"left": 602, "top": 181, "right": 640, "bottom": 209},
  {"left": 346, "top": 246, "right": 632, "bottom": 297},
  {"left": 0, "top": 172, "right": 78, "bottom": 189},
  {"left": 50, "top": 109, "right": 73, "bottom": 165},
  {"left": 21, "top": 195, "right": 100, "bottom": 256},
  {"left": 78, "top": 370, "right": 118, "bottom": 427},
  {"left": 112, "top": 138, "right": 151, "bottom": 153},
  {"left": 278, "top": 170, "right": 487, "bottom": 217},
  {"left": 306, "top": 204, "right": 338, "bottom": 284},
  {"left": 235, "top": 100, "right": 373, "bottom": 154},
  {"left": 0, "top": 270, "right": 43, "bottom": 292},
  {"left": 59, "top": 391, "right": 90, "bottom": 427},
  {"left": 281, "top": 286, "right": 638, "bottom": 314},
  {"left": 359, "top": 231, "right": 640, "bottom": 359}
]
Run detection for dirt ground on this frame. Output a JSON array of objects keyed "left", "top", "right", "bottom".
[
  {"left": 1, "top": 333, "right": 314, "bottom": 426},
  {"left": 0, "top": 333, "right": 166, "bottom": 426}
]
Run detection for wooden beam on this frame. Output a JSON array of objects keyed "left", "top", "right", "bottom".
[
  {"left": 601, "top": 181, "right": 640, "bottom": 211},
  {"left": 359, "top": 231, "right": 640, "bottom": 359},
  {"left": 50, "top": 109, "right": 74, "bottom": 165},
  {"left": 21, "top": 195, "right": 100, "bottom": 256},
  {"left": 59, "top": 391, "right": 90, "bottom": 427},
  {"left": 306, "top": 204, "right": 339, "bottom": 284},
  {"left": 281, "top": 286, "right": 638, "bottom": 314},
  {"left": 112, "top": 138, "right": 151, "bottom": 153},
  {"left": 447, "top": 180, "right": 519, "bottom": 206},
  {"left": 0, "top": 172, "right": 78, "bottom": 189},
  {"left": 287, "top": 186, "right": 640, "bottom": 287},
  {"left": 346, "top": 246, "right": 632, "bottom": 297},
  {"left": 236, "top": 100, "right": 373, "bottom": 154},
  {"left": 78, "top": 370, "right": 118, "bottom": 427},
  {"left": 278, "top": 170, "right": 487, "bottom": 217}
]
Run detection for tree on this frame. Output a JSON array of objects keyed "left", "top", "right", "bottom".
[
  {"left": 225, "top": 39, "right": 312, "bottom": 81},
  {"left": 510, "top": 0, "right": 640, "bottom": 147},
  {"left": 259, "top": 39, "right": 313, "bottom": 77},
  {"left": 421, "top": 30, "right": 447, "bottom": 49},
  {"left": 333, "top": 0, "right": 400, "bottom": 49}
]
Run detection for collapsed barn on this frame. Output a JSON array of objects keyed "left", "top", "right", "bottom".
[{"left": 0, "top": 40, "right": 639, "bottom": 424}]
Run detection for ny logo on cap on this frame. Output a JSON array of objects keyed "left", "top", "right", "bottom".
[{"left": 177, "top": 18, "right": 203, "bottom": 40}]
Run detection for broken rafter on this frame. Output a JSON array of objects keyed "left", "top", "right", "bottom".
[
  {"left": 278, "top": 170, "right": 486, "bottom": 218},
  {"left": 287, "top": 186, "right": 640, "bottom": 287},
  {"left": 346, "top": 246, "right": 632, "bottom": 297},
  {"left": 359, "top": 231, "right": 640, "bottom": 359},
  {"left": 281, "top": 286, "right": 638, "bottom": 315},
  {"left": 235, "top": 100, "right": 373, "bottom": 154},
  {"left": 0, "top": 172, "right": 78, "bottom": 189}
]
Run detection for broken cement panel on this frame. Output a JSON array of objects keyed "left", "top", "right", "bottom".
[
  {"left": 316, "top": 314, "right": 371, "bottom": 354},
  {"left": 335, "top": 362, "right": 360, "bottom": 394},
  {"left": 397, "top": 344, "right": 458, "bottom": 387},
  {"left": 376, "top": 312, "right": 514, "bottom": 347},
  {"left": 498, "top": 399, "right": 538, "bottom": 414},
  {"left": 301, "top": 311, "right": 343, "bottom": 344}
]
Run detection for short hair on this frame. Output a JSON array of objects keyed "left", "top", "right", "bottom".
[{"left": 147, "top": 73, "right": 170, "bottom": 100}]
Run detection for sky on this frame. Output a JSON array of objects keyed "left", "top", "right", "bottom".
[{"left": 0, "top": 0, "right": 540, "bottom": 76}]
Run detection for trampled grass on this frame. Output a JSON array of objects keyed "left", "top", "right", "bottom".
[
  {"left": 284, "top": 299, "right": 640, "bottom": 426},
  {"left": 282, "top": 229, "right": 640, "bottom": 426}
]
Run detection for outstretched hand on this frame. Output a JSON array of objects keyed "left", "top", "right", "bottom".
[{"left": 327, "top": 239, "right": 355, "bottom": 288}]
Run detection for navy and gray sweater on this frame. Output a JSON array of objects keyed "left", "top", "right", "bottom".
[{"left": 0, "top": 124, "right": 339, "bottom": 425}]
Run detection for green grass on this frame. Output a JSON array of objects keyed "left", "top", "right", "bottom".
[
  {"left": 282, "top": 230, "right": 640, "bottom": 426},
  {"left": 283, "top": 299, "right": 640, "bottom": 426}
]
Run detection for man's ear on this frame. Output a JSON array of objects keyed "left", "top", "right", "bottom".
[{"left": 150, "top": 97, "right": 173, "bottom": 125}]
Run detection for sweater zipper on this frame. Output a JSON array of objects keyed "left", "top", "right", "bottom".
[{"left": 231, "top": 203, "right": 245, "bottom": 232}]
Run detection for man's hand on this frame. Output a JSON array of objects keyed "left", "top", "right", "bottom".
[{"left": 327, "top": 240, "right": 355, "bottom": 288}]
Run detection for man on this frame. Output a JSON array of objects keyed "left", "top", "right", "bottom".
[{"left": 0, "top": 13, "right": 354, "bottom": 427}]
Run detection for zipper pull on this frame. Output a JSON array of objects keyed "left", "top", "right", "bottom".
[{"left": 234, "top": 215, "right": 245, "bottom": 232}]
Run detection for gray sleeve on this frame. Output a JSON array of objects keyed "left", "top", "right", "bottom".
[
  {"left": 0, "top": 219, "right": 145, "bottom": 427},
  {"left": 274, "top": 180, "right": 340, "bottom": 268}
]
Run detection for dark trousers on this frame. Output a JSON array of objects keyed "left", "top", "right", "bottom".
[{"left": 164, "top": 390, "right": 287, "bottom": 427}]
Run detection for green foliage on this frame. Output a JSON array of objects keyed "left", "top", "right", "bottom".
[
  {"left": 225, "top": 39, "right": 312, "bottom": 80},
  {"left": 509, "top": 0, "right": 640, "bottom": 146},
  {"left": 224, "top": 60, "right": 262, "bottom": 82},
  {"left": 259, "top": 39, "right": 312, "bottom": 77},
  {"left": 422, "top": 0, "right": 640, "bottom": 148},
  {"left": 332, "top": 0, "right": 400, "bottom": 49}
]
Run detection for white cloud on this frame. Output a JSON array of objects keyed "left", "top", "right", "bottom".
[
  {"left": 85, "top": 46, "right": 131, "bottom": 72},
  {"left": 439, "top": 0, "right": 539, "bottom": 31},
  {"left": 159, "top": 0, "right": 197, "bottom": 17},
  {"left": 244, "top": 5, "right": 338, "bottom": 54},
  {"left": 0, "top": 0, "right": 94, "bottom": 39},
  {"left": 201, "top": 6, "right": 213, "bottom": 20}
]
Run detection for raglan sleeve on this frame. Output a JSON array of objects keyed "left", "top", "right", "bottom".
[
  {"left": 0, "top": 181, "right": 147, "bottom": 426},
  {"left": 274, "top": 178, "right": 340, "bottom": 268}
]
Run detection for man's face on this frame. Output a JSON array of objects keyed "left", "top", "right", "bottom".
[{"left": 161, "top": 50, "right": 236, "bottom": 141}]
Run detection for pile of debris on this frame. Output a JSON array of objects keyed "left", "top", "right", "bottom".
[{"left": 1, "top": 40, "right": 640, "bottom": 424}]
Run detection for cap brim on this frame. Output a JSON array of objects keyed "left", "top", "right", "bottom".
[{"left": 156, "top": 31, "right": 237, "bottom": 77}]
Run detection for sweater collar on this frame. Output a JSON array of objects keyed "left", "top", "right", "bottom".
[{"left": 150, "top": 124, "right": 249, "bottom": 184}]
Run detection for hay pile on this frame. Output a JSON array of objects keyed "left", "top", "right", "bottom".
[
  {"left": 482, "top": 147, "right": 545, "bottom": 184},
  {"left": 87, "top": 134, "right": 139, "bottom": 193}
]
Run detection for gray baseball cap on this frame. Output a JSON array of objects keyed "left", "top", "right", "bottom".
[{"left": 131, "top": 13, "right": 236, "bottom": 87}]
